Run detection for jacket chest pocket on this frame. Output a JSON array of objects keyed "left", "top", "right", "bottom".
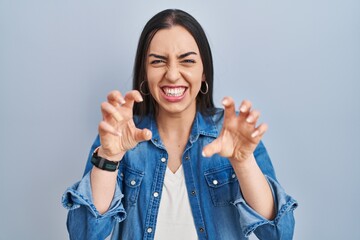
[
  {"left": 204, "top": 165, "right": 240, "bottom": 207},
  {"left": 118, "top": 165, "right": 144, "bottom": 207}
]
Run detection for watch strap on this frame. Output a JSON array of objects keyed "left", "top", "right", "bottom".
[{"left": 91, "top": 148, "right": 120, "bottom": 172}]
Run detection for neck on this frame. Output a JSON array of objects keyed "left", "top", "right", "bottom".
[{"left": 156, "top": 109, "right": 196, "bottom": 140}]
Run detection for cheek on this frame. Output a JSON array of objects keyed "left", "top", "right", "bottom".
[
  {"left": 189, "top": 64, "right": 204, "bottom": 79},
  {"left": 147, "top": 68, "right": 164, "bottom": 82},
  {"left": 182, "top": 68, "right": 203, "bottom": 86},
  {"left": 146, "top": 70, "right": 162, "bottom": 94}
]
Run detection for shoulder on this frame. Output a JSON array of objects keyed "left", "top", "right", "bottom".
[
  {"left": 195, "top": 108, "right": 224, "bottom": 137},
  {"left": 133, "top": 114, "right": 152, "bottom": 129},
  {"left": 207, "top": 108, "right": 225, "bottom": 132}
]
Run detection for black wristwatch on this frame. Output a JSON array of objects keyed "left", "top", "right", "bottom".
[{"left": 91, "top": 148, "right": 120, "bottom": 172}]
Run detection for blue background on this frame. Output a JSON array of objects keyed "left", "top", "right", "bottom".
[{"left": 0, "top": 1, "right": 359, "bottom": 239}]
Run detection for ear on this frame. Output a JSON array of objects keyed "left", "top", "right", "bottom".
[{"left": 202, "top": 73, "right": 206, "bottom": 82}]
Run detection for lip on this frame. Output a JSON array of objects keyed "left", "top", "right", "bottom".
[{"left": 160, "top": 85, "right": 188, "bottom": 102}]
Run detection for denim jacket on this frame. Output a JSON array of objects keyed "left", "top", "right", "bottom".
[{"left": 62, "top": 109, "right": 298, "bottom": 240}]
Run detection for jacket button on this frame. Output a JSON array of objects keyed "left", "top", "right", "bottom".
[
  {"left": 185, "top": 156, "right": 190, "bottom": 160},
  {"left": 147, "top": 227, "right": 153, "bottom": 233},
  {"left": 130, "top": 180, "right": 136, "bottom": 186},
  {"left": 232, "top": 173, "right": 236, "bottom": 178},
  {"left": 199, "top": 227, "right": 204, "bottom": 232},
  {"left": 153, "top": 192, "right": 159, "bottom": 197},
  {"left": 212, "top": 179, "right": 218, "bottom": 185},
  {"left": 161, "top": 157, "right": 166, "bottom": 163},
  {"left": 191, "top": 190, "right": 196, "bottom": 195}
]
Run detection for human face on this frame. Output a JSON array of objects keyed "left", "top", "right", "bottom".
[{"left": 146, "top": 25, "right": 204, "bottom": 117}]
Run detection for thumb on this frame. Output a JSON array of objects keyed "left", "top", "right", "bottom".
[
  {"left": 134, "top": 128, "right": 152, "bottom": 143},
  {"left": 202, "top": 137, "right": 222, "bottom": 158}
]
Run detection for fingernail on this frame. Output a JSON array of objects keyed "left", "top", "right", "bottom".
[
  {"left": 119, "top": 98, "right": 126, "bottom": 105},
  {"left": 222, "top": 99, "right": 228, "bottom": 106},
  {"left": 202, "top": 151, "right": 206, "bottom": 157},
  {"left": 246, "top": 116, "right": 254, "bottom": 123},
  {"left": 240, "top": 105, "right": 247, "bottom": 112},
  {"left": 251, "top": 130, "right": 259, "bottom": 138}
]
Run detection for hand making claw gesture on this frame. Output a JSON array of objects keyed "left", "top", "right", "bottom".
[
  {"left": 97, "top": 90, "right": 152, "bottom": 161},
  {"left": 202, "top": 97, "right": 268, "bottom": 165}
]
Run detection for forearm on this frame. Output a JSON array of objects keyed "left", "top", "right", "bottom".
[
  {"left": 90, "top": 147, "right": 125, "bottom": 214},
  {"left": 91, "top": 167, "right": 118, "bottom": 214},
  {"left": 232, "top": 154, "right": 275, "bottom": 220},
  {"left": 63, "top": 172, "right": 126, "bottom": 239}
]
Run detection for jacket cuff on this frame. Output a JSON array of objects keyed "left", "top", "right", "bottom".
[
  {"left": 232, "top": 176, "right": 298, "bottom": 237},
  {"left": 61, "top": 171, "right": 126, "bottom": 222}
]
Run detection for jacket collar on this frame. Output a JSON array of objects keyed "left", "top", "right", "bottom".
[{"left": 136, "top": 111, "right": 219, "bottom": 149}]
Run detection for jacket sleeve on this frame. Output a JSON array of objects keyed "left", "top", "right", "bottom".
[
  {"left": 61, "top": 136, "right": 126, "bottom": 240},
  {"left": 232, "top": 141, "right": 298, "bottom": 239}
]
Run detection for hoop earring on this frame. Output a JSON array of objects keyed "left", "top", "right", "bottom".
[
  {"left": 139, "top": 81, "right": 150, "bottom": 95},
  {"left": 200, "top": 81, "right": 209, "bottom": 94}
]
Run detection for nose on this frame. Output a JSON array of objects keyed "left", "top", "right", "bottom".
[{"left": 165, "top": 64, "right": 181, "bottom": 82}]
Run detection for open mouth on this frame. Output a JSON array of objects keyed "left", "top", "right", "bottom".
[{"left": 161, "top": 87, "right": 187, "bottom": 97}]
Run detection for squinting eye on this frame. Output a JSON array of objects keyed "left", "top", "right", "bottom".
[
  {"left": 150, "top": 60, "right": 165, "bottom": 64},
  {"left": 182, "top": 59, "right": 196, "bottom": 63}
]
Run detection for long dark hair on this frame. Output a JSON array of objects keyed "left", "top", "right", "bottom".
[{"left": 132, "top": 9, "right": 215, "bottom": 117}]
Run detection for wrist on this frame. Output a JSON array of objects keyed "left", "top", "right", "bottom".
[
  {"left": 230, "top": 154, "right": 257, "bottom": 171},
  {"left": 97, "top": 146, "right": 125, "bottom": 162},
  {"left": 91, "top": 148, "right": 122, "bottom": 172}
]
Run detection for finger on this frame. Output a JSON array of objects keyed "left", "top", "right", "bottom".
[
  {"left": 123, "top": 90, "right": 143, "bottom": 109},
  {"left": 101, "top": 102, "right": 123, "bottom": 122},
  {"left": 251, "top": 123, "right": 268, "bottom": 138},
  {"left": 99, "top": 121, "right": 121, "bottom": 137},
  {"left": 107, "top": 90, "right": 126, "bottom": 107},
  {"left": 222, "top": 97, "right": 236, "bottom": 120},
  {"left": 202, "top": 138, "right": 222, "bottom": 158},
  {"left": 246, "top": 110, "right": 260, "bottom": 124},
  {"left": 239, "top": 100, "right": 252, "bottom": 119},
  {"left": 134, "top": 128, "right": 152, "bottom": 142}
]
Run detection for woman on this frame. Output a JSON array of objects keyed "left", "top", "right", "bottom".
[{"left": 63, "top": 9, "right": 297, "bottom": 240}]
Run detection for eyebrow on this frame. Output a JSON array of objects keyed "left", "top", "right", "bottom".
[
  {"left": 148, "top": 51, "right": 198, "bottom": 60},
  {"left": 178, "top": 51, "right": 197, "bottom": 59}
]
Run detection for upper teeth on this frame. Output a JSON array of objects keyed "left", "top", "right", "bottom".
[{"left": 163, "top": 87, "right": 185, "bottom": 97}]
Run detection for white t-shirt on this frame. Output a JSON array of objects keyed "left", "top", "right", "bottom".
[{"left": 154, "top": 165, "right": 198, "bottom": 240}]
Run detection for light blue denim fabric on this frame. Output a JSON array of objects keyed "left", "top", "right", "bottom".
[{"left": 62, "top": 109, "right": 298, "bottom": 240}]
